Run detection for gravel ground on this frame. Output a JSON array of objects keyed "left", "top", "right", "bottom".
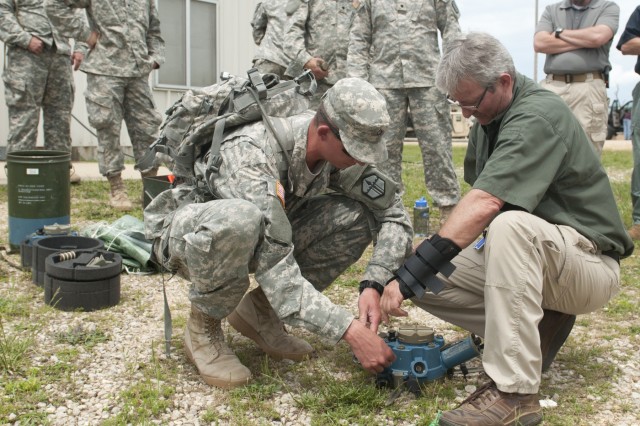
[{"left": 1, "top": 199, "right": 640, "bottom": 425}]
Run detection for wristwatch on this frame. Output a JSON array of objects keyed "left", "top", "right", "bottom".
[
  {"left": 555, "top": 27, "right": 564, "bottom": 39},
  {"left": 358, "top": 280, "right": 385, "bottom": 296}
]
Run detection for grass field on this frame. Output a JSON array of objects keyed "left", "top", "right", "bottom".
[{"left": 0, "top": 144, "right": 638, "bottom": 425}]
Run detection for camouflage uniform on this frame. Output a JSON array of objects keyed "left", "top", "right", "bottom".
[
  {"left": 0, "top": 0, "right": 87, "bottom": 152},
  {"left": 44, "top": 0, "right": 164, "bottom": 177},
  {"left": 144, "top": 79, "right": 413, "bottom": 344},
  {"left": 251, "top": 0, "right": 291, "bottom": 79},
  {"left": 283, "top": 0, "right": 358, "bottom": 107},
  {"left": 348, "top": 0, "right": 461, "bottom": 207}
]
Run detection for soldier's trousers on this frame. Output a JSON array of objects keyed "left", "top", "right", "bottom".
[
  {"left": 412, "top": 211, "right": 620, "bottom": 394},
  {"left": 377, "top": 87, "right": 460, "bottom": 206},
  {"left": 84, "top": 73, "right": 162, "bottom": 177},
  {"left": 2, "top": 46, "right": 74, "bottom": 152},
  {"left": 157, "top": 194, "right": 372, "bottom": 319}
]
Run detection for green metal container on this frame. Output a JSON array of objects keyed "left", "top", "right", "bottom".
[{"left": 7, "top": 150, "right": 71, "bottom": 251}]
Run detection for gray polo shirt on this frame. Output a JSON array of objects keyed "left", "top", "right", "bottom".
[{"left": 536, "top": 0, "right": 619, "bottom": 74}]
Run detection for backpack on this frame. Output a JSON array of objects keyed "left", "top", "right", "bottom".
[{"left": 136, "top": 68, "right": 316, "bottom": 181}]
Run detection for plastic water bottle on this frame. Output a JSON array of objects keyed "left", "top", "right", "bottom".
[{"left": 413, "top": 197, "right": 430, "bottom": 237}]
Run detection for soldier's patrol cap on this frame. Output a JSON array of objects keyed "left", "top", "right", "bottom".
[{"left": 321, "top": 78, "right": 389, "bottom": 164}]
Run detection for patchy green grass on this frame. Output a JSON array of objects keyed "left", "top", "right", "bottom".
[{"left": 0, "top": 146, "right": 638, "bottom": 425}]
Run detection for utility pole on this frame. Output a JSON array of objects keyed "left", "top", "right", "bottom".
[{"left": 534, "top": 0, "right": 539, "bottom": 81}]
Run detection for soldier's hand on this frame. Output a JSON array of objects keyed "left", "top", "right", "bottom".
[
  {"left": 357, "top": 288, "right": 382, "bottom": 333},
  {"left": 71, "top": 51, "right": 84, "bottom": 71},
  {"left": 27, "top": 36, "right": 44, "bottom": 54},
  {"left": 380, "top": 280, "right": 408, "bottom": 324},
  {"left": 342, "top": 319, "right": 395, "bottom": 374},
  {"left": 304, "top": 57, "right": 329, "bottom": 80},
  {"left": 86, "top": 31, "right": 99, "bottom": 49}
]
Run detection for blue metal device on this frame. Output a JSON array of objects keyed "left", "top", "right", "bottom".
[{"left": 376, "top": 325, "right": 483, "bottom": 393}]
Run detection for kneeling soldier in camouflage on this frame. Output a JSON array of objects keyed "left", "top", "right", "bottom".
[{"left": 144, "top": 78, "right": 413, "bottom": 388}]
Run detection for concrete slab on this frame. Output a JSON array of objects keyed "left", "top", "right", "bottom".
[
  {"left": 0, "top": 138, "right": 631, "bottom": 186},
  {"left": 0, "top": 161, "right": 172, "bottom": 185}
]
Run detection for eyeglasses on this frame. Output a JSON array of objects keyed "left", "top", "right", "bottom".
[{"left": 446, "top": 86, "right": 490, "bottom": 110}]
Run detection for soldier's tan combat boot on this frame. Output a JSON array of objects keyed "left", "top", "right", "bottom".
[
  {"left": 107, "top": 173, "right": 133, "bottom": 211},
  {"left": 184, "top": 305, "right": 251, "bottom": 389},
  {"left": 228, "top": 287, "right": 314, "bottom": 361}
]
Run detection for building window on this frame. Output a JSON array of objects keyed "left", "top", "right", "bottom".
[{"left": 156, "top": 0, "right": 218, "bottom": 89}]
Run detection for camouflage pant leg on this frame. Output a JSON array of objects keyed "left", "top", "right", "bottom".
[
  {"left": 122, "top": 75, "right": 163, "bottom": 171},
  {"left": 2, "top": 47, "right": 70, "bottom": 152},
  {"left": 408, "top": 87, "right": 460, "bottom": 207},
  {"left": 376, "top": 89, "right": 410, "bottom": 193},
  {"left": 289, "top": 194, "right": 372, "bottom": 291},
  {"left": 85, "top": 74, "right": 126, "bottom": 176},
  {"left": 164, "top": 199, "right": 262, "bottom": 320},
  {"left": 41, "top": 54, "right": 74, "bottom": 152}
]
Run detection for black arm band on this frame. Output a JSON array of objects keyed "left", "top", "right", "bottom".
[
  {"left": 393, "top": 234, "right": 461, "bottom": 299},
  {"left": 358, "top": 280, "right": 385, "bottom": 296}
]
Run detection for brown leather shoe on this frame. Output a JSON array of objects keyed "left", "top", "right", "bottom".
[
  {"left": 539, "top": 309, "right": 576, "bottom": 372},
  {"left": 439, "top": 381, "right": 542, "bottom": 426}
]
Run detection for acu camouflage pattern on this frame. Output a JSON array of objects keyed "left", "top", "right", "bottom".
[
  {"left": 44, "top": 0, "right": 165, "bottom": 78},
  {"left": 0, "top": 0, "right": 88, "bottom": 152},
  {"left": 85, "top": 73, "right": 162, "bottom": 177},
  {"left": 144, "top": 111, "right": 413, "bottom": 344},
  {"left": 44, "top": 0, "right": 164, "bottom": 176},
  {"left": 348, "top": 0, "right": 461, "bottom": 206},
  {"left": 348, "top": 0, "right": 461, "bottom": 88},
  {"left": 377, "top": 88, "right": 460, "bottom": 205},
  {"left": 252, "top": 0, "right": 292, "bottom": 78},
  {"left": 321, "top": 77, "right": 389, "bottom": 164},
  {"left": 283, "top": 0, "right": 359, "bottom": 106}
]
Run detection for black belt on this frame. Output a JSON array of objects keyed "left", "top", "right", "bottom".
[
  {"left": 549, "top": 72, "right": 603, "bottom": 83},
  {"left": 602, "top": 250, "right": 620, "bottom": 264}
]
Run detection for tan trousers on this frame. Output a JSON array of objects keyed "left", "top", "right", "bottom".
[
  {"left": 412, "top": 211, "right": 620, "bottom": 394},
  {"left": 540, "top": 74, "right": 608, "bottom": 156}
]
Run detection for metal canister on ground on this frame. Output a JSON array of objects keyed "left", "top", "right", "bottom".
[{"left": 6, "top": 150, "right": 70, "bottom": 252}]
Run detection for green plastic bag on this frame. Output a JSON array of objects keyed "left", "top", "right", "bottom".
[{"left": 81, "top": 215, "right": 155, "bottom": 274}]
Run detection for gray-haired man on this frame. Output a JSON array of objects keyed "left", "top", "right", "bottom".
[
  {"left": 144, "top": 78, "right": 413, "bottom": 388},
  {"left": 381, "top": 32, "right": 631, "bottom": 425}
]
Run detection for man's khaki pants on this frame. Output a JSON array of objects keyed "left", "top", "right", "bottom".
[
  {"left": 541, "top": 74, "right": 608, "bottom": 156},
  {"left": 412, "top": 211, "right": 620, "bottom": 394}
]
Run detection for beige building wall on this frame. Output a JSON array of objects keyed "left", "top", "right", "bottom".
[{"left": 0, "top": 0, "right": 259, "bottom": 157}]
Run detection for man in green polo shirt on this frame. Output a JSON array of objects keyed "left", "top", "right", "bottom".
[{"left": 380, "top": 32, "right": 633, "bottom": 426}]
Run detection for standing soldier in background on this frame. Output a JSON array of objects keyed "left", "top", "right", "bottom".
[
  {"left": 348, "top": 0, "right": 461, "bottom": 225},
  {"left": 534, "top": 0, "right": 619, "bottom": 157},
  {"left": 44, "top": 0, "right": 165, "bottom": 211},
  {"left": 284, "top": 0, "right": 358, "bottom": 107},
  {"left": 251, "top": 0, "right": 291, "bottom": 79},
  {"left": 0, "top": 0, "right": 87, "bottom": 184},
  {"left": 616, "top": 6, "right": 640, "bottom": 239}
]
